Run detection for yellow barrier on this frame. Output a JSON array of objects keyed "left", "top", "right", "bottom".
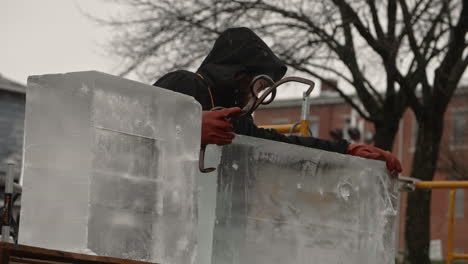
[
  {"left": 260, "top": 124, "right": 301, "bottom": 134},
  {"left": 414, "top": 181, "right": 468, "bottom": 264},
  {"left": 415, "top": 181, "right": 468, "bottom": 189},
  {"left": 260, "top": 120, "right": 310, "bottom": 137},
  {"left": 446, "top": 188, "right": 468, "bottom": 264}
]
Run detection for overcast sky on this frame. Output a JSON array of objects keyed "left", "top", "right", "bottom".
[
  {"left": 0, "top": 0, "right": 313, "bottom": 98},
  {"left": 0, "top": 0, "right": 127, "bottom": 85},
  {"left": 3, "top": 1, "right": 464, "bottom": 99}
]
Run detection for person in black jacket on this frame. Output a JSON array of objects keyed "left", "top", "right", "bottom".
[{"left": 154, "top": 27, "right": 401, "bottom": 174}]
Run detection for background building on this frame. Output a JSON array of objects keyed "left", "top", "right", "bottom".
[
  {"left": 0, "top": 74, "right": 25, "bottom": 184},
  {"left": 0, "top": 74, "right": 25, "bottom": 242}
]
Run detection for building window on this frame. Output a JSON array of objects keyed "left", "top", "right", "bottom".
[
  {"left": 448, "top": 189, "right": 465, "bottom": 218},
  {"left": 451, "top": 110, "right": 468, "bottom": 149}
]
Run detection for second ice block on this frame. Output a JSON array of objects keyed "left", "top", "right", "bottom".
[{"left": 203, "top": 136, "right": 399, "bottom": 264}]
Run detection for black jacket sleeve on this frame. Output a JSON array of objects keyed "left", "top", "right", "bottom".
[
  {"left": 154, "top": 71, "right": 214, "bottom": 110},
  {"left": 153, "top": 71, "right": 197, "bottom": 97},
  {"left": 233, "top": 116, "right": 350, "bottom": 154}
]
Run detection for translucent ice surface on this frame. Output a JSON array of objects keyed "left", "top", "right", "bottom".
[
  {"left": 198, "top": 135, "right": 398, "bottom": 264},
  {"left": 19, "top": 71, "right": 201, "bottom": 264}
]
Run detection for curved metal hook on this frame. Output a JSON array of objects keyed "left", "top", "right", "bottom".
[
  {"left": 246, "top": 76, "right": 315, "bottom": 117},
  {"left": 199, "top": 146, "right": 216, "bottom": 173},
  {"left": 250, "top": 75, "right": 276, "bottom": 104},
  {"left": 241, "top": 75, "right": 275, "bottom": 116}
]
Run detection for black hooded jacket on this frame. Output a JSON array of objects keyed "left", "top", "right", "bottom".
[{"left": 153, "top": 27, "right": 349, "bottom": 154}]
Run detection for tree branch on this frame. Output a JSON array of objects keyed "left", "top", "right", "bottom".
[
  {"left": 434, "top": 0, "right": 468, "bottom": 107},
  {"left": 303, "top": 62, "right": 384, "bottom": 105},
  {"left": 253, "top": 2, "right": 345, "bottom": 53},
  {"left": 395, "top": 0, "right": 432, "bottom": 51},
  {"left": 394, "top": 69, "right": 424, "bottom": 117},
  {"left": 366, "top": 0, "right": 385, "bottom": 40},
  {"left": 419, "top": 1, "right": 450, "bottom": 61},
  {"left": 295, "top": 65, "right": 374, "bottom": 122},
  {"left": 332, "top": 0, "right": 387, "bottom": 57},
  {"left": 399, "top": 0, "right": 433, "bottom": 104},
  {"left": 387, "top": 0, "right": 397, "bottom": 42},
  {"left": 336, "top": 3, "right": 382, "bottom": 117}
]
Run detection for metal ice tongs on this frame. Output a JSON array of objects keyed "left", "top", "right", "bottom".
[{"left": 199, "top": 75, "right": 316, "bottom": 173}]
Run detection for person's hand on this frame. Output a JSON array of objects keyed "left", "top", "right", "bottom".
[
  {"left": 347, "top": 144, "right": 402, "bottom": 177},
  {"left": 201, "top": 107, "right": 243, "bottom": 146}
]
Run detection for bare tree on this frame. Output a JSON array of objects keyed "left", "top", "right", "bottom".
[{"left": 93, "top": 0, "right": 468, "bottom": 263}]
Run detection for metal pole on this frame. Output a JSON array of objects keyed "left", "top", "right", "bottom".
[
  {"left": 300, "top": 92, "right": 310, "bottom": 137},
  {"left": 446, "top": 189, "right": 456, "bottom": 264},
  {"left": 2, "top": 163, "right": 14, "bottom": 242}
]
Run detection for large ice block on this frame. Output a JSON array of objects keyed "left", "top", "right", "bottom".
[
  {"left": 198, "top": 136, "right": 398, "bottom": 264},
  {"left": 19, "top": 71, "right": 201, "bottom": 263}
]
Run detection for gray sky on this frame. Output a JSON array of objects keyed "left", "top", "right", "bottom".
[
  {"left": 5, "top": 1, "right": 462, "bottom": 98},
  {"left": 0, "top": 0, "right": 311, "bottom": 99},
  {"left": 1, "top": 0, "right": 126, "bottom": 85}
]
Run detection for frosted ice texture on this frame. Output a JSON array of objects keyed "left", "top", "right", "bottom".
[
  {"left": 19, "top": 71, "right": 201, "bottom": 264},
  {"left": 196, "top": 145, "right": 221, "bottom": 264},
  {"left": 199, "top": 135, "right": 398, "bottom": 264}
]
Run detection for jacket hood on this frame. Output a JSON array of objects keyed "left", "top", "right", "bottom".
[{"left": 197, "top": 27, "right": 287, "bottom": 108}]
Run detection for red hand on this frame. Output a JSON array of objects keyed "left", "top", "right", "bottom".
[
  {"left": 201, "top": 107, "right": 243, "bottom": 146},
  {"left": 347, "top": 144, "right": 402, "bottom": 176}
]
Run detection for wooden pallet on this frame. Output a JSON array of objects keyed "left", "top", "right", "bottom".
[{"left": 0, "top": 242, "right": 158, "bottom": 264}]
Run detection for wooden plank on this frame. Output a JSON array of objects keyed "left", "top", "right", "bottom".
[
  {"left": 0, "top": 242, "right": 158, "bottom": 264},
  {"left": 10, "top": 256, "right": 66, "bottom": 264},
  {"left": 1, "top": 243, "right": 11, "bottom": 264}
]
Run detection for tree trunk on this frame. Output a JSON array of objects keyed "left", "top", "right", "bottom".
[
  {"left": 405, "top": 190, "right": 432, "bottom": 264},
  {"left": 373, "top": 120, "right": 399, "bottom": 151},
  {"left": 405, "top": 113, "right": 444, "bottom": 264}
]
